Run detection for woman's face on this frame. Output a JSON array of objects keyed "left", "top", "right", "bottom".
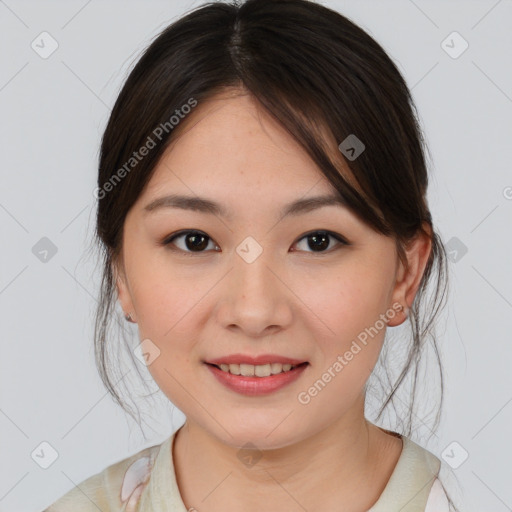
[{"left": 115, "top": 90, "right": 426, "bottom": 449}]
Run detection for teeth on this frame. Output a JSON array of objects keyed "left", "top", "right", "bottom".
[
  {"left": 240, "top": 364, "right": 255, "bottom": 377},
  {"left": 216, "top": 362, "right": 298, "bottom": 377},
  {"left": 255, "top": 364, "right": 271, "bottom": 377}
]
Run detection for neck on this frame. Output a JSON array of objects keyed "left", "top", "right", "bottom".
[{"left": 172, "top": 401, "right": 401, "bottom": 511}]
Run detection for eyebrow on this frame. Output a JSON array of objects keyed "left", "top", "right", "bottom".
[{"left": 143, "top": 193, "right": 347, "bottom": 220}]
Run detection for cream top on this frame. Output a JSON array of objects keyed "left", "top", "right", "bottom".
[{"left": 44, "top": 428, "right": 450, "bottom": 511}]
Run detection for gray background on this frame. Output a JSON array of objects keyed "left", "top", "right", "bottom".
[{"left": 1, "top": 0, "right": 511, "bottom": 510}]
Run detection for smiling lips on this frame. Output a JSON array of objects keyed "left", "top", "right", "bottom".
[{"left": 204, "top": 353, "right": 309, "bottom": 395}]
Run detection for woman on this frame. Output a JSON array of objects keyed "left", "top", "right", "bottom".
[{"left": 45, "top": 0, "right": 458, "bottom": 510}]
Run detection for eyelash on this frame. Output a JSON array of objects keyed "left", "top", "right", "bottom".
[{"left": 161, "top": 229, "right": 350, "bottom": 256}]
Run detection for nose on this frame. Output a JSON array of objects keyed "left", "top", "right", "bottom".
[{"left": 214, "top": 247, "right": 293, "bottom": 338}]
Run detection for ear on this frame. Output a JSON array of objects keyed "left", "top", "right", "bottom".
[
  {"left": 387, "top": 224, "right": 432, "bottom": 327},
  {"left": 112, "top": 258, "right": 137, "bottom": 323}
]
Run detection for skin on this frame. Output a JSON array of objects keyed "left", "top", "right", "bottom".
[{"left": 114, "top": 88, "right": 432, "bottom": 511}]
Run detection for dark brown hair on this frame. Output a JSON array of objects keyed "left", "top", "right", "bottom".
[{"left": 92, "top": 0, "right": 455, "bottom": 507}]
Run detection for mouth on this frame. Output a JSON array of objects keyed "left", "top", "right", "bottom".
[{"left": 203, "top": 358, "right": 309, "bottom": 396}]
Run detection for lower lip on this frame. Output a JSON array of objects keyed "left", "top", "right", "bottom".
[{"left": 205, "top": 363, "right": 308, "bottom": 396}]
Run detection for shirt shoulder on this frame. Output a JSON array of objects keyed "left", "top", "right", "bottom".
[
  {"left": 43, "top": 441, "right": 163, "bottom": 512},
  {"left": 368, "top": 433, "right": 444, "bottom": 511}
]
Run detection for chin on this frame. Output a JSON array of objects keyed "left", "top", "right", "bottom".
[{"left": 205, "top": 420, "right": 304, "bottom": 452}]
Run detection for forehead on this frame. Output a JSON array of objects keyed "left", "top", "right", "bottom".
[{"left": 143, "top": 90, "right": 351, "bottom": 201}]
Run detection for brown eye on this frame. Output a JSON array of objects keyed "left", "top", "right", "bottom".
[
  {"left": 292, "top": 230, "right": 348, "bottom": 253},
  {"left": 162, "top": 229, "right": 349, "bottom": 256},
  {"left": 163, "top": 230, "right": 218, "bottom": 253}
]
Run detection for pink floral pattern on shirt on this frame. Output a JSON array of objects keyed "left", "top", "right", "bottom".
[{"left": 119, "top": 455, "right": 155, "bottom": 511}]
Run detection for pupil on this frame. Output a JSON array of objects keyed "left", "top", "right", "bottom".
[
  {"left": 186, "top": 231, "right": 208, "bottom": 251},
  {"left": 309, "top": 232, "right": 329, "bottom": 251}
]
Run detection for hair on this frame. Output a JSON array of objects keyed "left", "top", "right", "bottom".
[{"left": 91, "top": 0, "right": 457, "bottom": 508}]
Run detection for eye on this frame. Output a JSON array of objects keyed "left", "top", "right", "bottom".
[
  {"left": 292, "top": 230, "right": 349, "bottom": 254},
  {"left": 161, "top": 229, "right": 349, "bottom": 255},
  {"left": 162, "top": 230, "right": 219, "bottom": 254}
]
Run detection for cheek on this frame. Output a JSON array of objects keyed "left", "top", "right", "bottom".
[
  {"left": 295, "top": 259, "right": 394, "bottom": 376},
  {"left": 126, "top": 247, "right": 208, "bottom": 338},
  {"left": 300, "top": 259, "right": 392, "bottom": 333},
  {"left": 129, "top": 272, "right": 203, "bottom": 408},
  {"left": 125, "top": 256, "right": 213, "bottom": 380},
  {"left": 293, "top": 274, "right": 390, "bottom": 411}
]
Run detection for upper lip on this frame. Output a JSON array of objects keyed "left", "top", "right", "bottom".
[{"left": 205, "top": 354, "right": 308, "bottom": 366}]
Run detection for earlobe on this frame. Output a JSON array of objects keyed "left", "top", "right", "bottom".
[
  {"left": 387, "top": 226, "right": 432, "bottom": 327},
  {"left": 387, "top": 301, "right": 409, "bottom": 327}
]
